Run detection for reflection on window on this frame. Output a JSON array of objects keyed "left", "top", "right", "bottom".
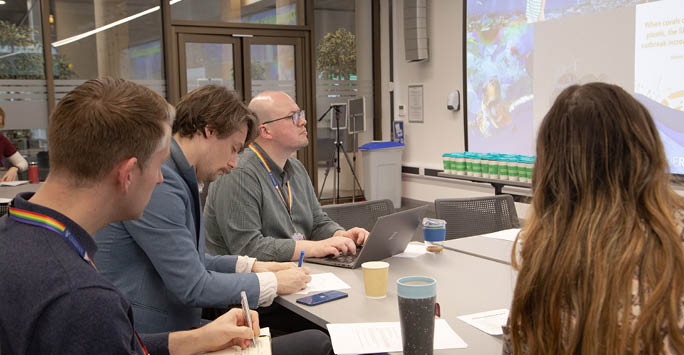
[
  {"left": 185, "top": 42, "right": 235, "bottom": 93},
  {"left": 314, "top": 0, "right": 374, "bottom": 202},
  {"left": 0, "top": 0, "right": 49, "bottom": 152},
  {"left": 171, "top": 0, "right": 300, "bottom": 25},
  {"left": 250, "top": 44, "right": 295, "bottom": 100},
  {"left": 49, "top": 0, "right": 165, "bottom": 100},
  {"left": 316, "top": 28, "right": 356, "bottom": 81}
]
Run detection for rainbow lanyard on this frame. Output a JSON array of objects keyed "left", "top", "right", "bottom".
[
  {"left": 7, "top": 206, "right": 150, "bottom": 355},
  {"left": 8, "top": 207, "right": 96, "bottom": 270},
  {"left": 249, "top": 144, "right": 293, "bottom": 214}
]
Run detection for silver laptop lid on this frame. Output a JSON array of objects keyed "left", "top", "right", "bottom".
[{"left": 351, "top": 204, "right": 429, "bottom": 268}]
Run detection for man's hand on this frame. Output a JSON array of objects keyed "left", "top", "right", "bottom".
[
  {"left": 275, "top": 267, "right": 311, "bottom": 294},
  {"left": 333, "top": 227, "right": 370, "bottom": 246},
  {"left": 252, "top": 261, "right": 297, "bottom": 273},
  {"left": 0, "top": 167, "right": 18, "bottom": 182},
  {"left": 195, "top": 308, "right": 260, "bottom": 352},
  {"left": 309, "top": 236, "right": 358, "bottom": 258}
]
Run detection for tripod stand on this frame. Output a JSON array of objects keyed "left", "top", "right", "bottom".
[{"left": 317, "top": 105, "right": 364, "bottom": 204}]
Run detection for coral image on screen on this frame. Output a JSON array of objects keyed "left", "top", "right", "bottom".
[
  {"left": 467, "top": 0, "right": 660, "bottom": 33},
  {"left": 465, "top": 0, "right": 683, "bottom": 172},
  {"left": 466, "top": 23, "right": 534, "bottom": 155}
]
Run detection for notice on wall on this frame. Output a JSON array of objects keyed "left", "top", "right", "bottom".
[{"left": 408, "top": 84, "right": 424, "bottom": 123}]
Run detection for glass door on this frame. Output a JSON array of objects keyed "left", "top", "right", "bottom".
[
  {"left": 177, "top": 34, "right": 243, "bottom": 97},
  {"left": 176, "top": 31, "right": 312, "bottom": 176},
  {"left": 243, "top": 36, "right": 304, "bottom": 106}
]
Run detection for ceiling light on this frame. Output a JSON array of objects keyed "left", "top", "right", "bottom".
[{"left": 52, "top": 0, "right": 184, "bottom": 48}]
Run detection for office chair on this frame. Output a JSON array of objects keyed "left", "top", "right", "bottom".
[
  {"left": 322, "top": 199, "right": 395, "bottom": 231},
  {"left": 435, "top": 195, "right": 519, "bottom": 240}
]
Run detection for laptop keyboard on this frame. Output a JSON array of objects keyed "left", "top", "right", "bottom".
[{"left": 326, "top": 246, "right": 363, "bottom": 266}]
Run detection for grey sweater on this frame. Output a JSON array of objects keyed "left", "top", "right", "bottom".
[{"left": 204, "top": 142, "right": 343, "bottom": 261}]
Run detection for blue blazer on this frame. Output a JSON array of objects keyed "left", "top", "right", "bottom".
[{"left": 94, "top": 138, "right": 260, "bottom": 333}]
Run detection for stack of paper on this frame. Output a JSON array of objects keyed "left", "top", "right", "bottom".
[
  {"left": 480, "top": 229, "right": 520, "bottom": 242},
  {"left": 296, "top": 273, "right": 351, "bottom": 294},
  {"left": 0, "top": 180, "right": 28, "bottom": 187},
  {"left": 457, "top": 309, "right": 509, "bottom": 336},
  {"left": 393, "top": 242, "right": 428, "bottom": 258},
  {"left": 327, "top": 319, "right": 467, "bottom": 354}
]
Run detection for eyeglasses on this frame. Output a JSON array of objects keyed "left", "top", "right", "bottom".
[{"left": 262, "top": 110, "right": 305, "bottom": 126}]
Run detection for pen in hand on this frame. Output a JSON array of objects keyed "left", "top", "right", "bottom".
[
  {"left": 240, "top": 291, "right": 258, "bottom": 347},
  {"left": 298, "top": 250, "right": 305, "bottom": 267}
]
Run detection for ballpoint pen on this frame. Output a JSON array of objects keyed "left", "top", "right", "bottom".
[
  {"left": 240, "top": 291, "right": 258, "bottom": 347},
  {"left": 298, "top": 250, "right": 305, "bottom": 267}
]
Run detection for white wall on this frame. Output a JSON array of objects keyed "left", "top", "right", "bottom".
[{"left": 384, "top": 0, "right": 530, "bottom": 218}]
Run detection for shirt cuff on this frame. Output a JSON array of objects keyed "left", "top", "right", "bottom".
[
  {"left": 255, "top": 272, "right": 278, "bottom": 307},
  {"left": 236, "top": 255, "right": 257, "bottom": 273}
]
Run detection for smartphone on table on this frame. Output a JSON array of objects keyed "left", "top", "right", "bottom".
[{"left": 296, "top": 290, "right": 348, "bottom": 306}]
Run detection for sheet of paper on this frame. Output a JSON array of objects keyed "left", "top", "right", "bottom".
[
  {"left": 295, "top": 272, "right": 351, "bottom": 294},
  {"left": 458, "top": 309, "right": 509, "bottom": 336},
  {"left": 393, "top": 242, "right": 428, "bottom": 258},
  {"left": 0, "top": 180, "right": 28, "bottom": 187},
  {"left": 327, "top": 319, "right": 467, "bottom": 354},
  {"left": 479, "top": 228, "right": 520, "bottom": 242}
]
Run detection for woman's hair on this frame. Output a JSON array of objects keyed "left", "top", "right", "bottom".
[{"left": 510, "top": 82, "right": 684, "bottom": 354}]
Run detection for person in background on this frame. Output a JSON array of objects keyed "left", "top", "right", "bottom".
[
  {"left": 503, "top": 82, "right": 684, "bottom": 354},
  {"left": 0, "top": 107, "right": 28, "bottom": 182},
  {"left": 204, "top": 91, "right": 369, "bottom": 262}
]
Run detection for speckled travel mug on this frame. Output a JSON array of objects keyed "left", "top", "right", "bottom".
[{"left": 397, "top": 276, "right": 437, "bottom": 355}]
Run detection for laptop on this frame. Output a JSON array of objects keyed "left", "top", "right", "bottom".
[{"left": 306, "top": 205, "right": 428, "bottom": 269}]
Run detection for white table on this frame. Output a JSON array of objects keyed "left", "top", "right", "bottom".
[
  {"left": 443, "top": 236, "right": 515, "bottom": 265},
  {"left": 0, "top": 182, "right": 40, "bottom": 200},
  {"left": 276, "top": 250, "right": 517, "bottom": 354}
]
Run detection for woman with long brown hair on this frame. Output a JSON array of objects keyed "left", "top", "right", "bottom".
[{"left": 503, "top": 82, "right": 684, "bottom": 354}]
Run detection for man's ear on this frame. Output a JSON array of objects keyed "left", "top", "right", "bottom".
[
  {"left": 115, "top": 157, "right": 138, "bottom": 194},
  {"left": 204, "top": 126, "right": 216, "bottom": 139},
  {"left": 258, "top": 124, "right": 272, "bottom": 139}
]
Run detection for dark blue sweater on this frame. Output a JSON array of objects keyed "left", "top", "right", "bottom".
[{"left": 0, "top": 192, "right": 169, "bottom": 354}]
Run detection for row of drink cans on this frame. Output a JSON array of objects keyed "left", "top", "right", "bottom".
[{"left": 442, "top": 152, "right": 536, "bottom": 183}]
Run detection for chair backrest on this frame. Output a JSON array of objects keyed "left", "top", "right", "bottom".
[
  {"left": 434, "top": 195, "right": 520, "bottom": 240},
  {"left": 322, "top": 199, "right": 395, "bottom": 231}
]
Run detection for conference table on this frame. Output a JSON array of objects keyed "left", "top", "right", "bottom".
[
  {"left": 0, "top": 182, "right": 41, "bottom": 200},
  {"left": 276, "top": 244, "right": 517, "bottom": 354}
]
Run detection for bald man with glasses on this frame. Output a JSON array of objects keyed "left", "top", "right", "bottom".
[{"left": 203, "top": 91, "right": 369, "bottom": 262}]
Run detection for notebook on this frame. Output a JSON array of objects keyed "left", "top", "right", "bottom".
[
  {"left": 306, "top": 205, "right": 428, "bottom": 269},
  {"left": 206, "top": 327, "right": 271, "bottom": 355}
]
